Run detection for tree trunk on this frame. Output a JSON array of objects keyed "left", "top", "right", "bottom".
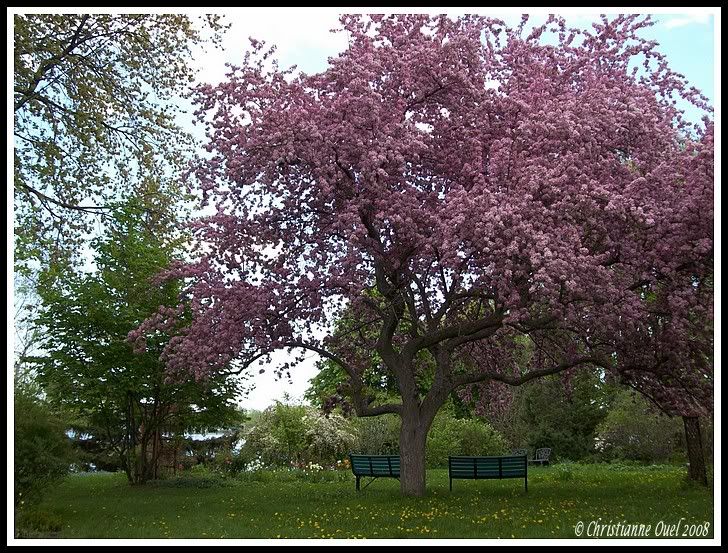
[
  {"left": 683, "top": 416, "right": 708, "bottom": 486},
  {"left": 120, "top": 452, "right": 133, "bottom": 484},
  {"left": 139, "top": 438, "right": 148, "bottom": 484},
  {"left": 399, "top": 412, "right": 430, "bottom": 497}
]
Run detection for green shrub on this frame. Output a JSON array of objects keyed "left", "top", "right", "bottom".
[
  {"left": 231, "top": 466, "right": 351, "bottom": 484},
  {"left": 498, "top": 370, "right": 615, "bottom": 462},
  {"left": 304, "top": 411, "right": 359, "bottom": 464},
  {"left": 241, "top": 403, "right": 309, "bottom": 466},
  {"left": 426, "top": 412, "right": 508, "bottom": 467},
  {"left": 226, "top": 453, "right": 251, "bottom": 475},
  {"left": 595, "top": 391, "right": 683, "bottom": 464},
  {"left": 352, "top": 414, "right": 400, "bottom": 455},
  {"left": 14, "top": 391, "right": 73, "bottom": 506},
  {"left": 350, "top": 407, "right": 508, "bottom": 466},
  {"left": 209, "top": 447, "right": 251, "bottom": 476}
]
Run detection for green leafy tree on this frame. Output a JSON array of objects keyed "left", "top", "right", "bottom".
[
  {"left": 305, "top": 293, "right": 440, "bottom": 415},
  {"left": 499, "top": 369, "right": 617, "bottom": 461},
  {"left": 595, "top": 390, "right": 686, "bottom": 464},
  {"left": 14, "top": 388, "right": 74, "bottom": 538},
  {"left": 31, "top": 199, "right": 242, "bottom": 484},
  {"left": 13, "top": 13, "right": 226, "bottom": 267},
  {"left": 305, "top": 359, "right": 400, "bottom": 413}
]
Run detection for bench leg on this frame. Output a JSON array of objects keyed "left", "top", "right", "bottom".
[
  {"left": 361, "top": 477, "right": 378, "bottom": 491},
  {"left": 356, "top": 476, "right": 360, "bottom": 492},
  {"left": 525, "top": 476, "right": 528, "bottom": 493},
  {"left": 449, "top": 478, "right": 452, "bottom": 492}
]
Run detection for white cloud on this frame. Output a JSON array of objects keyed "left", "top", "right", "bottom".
[{"left": 663, "top": 14, "right": 713, "bottom": 29}]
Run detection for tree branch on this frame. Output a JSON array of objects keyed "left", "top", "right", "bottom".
[
  {"left": 15, "top": 15, "right": 90, "bottom": 112},
  {"left": 16, "top": 182, "right": 113, "bottom": 215},
  {"left": 404, "top": 309, "right": 505, "bottom": 356},
  {"left": 452, "top": 355, "right": 607, "bottom": 388}
]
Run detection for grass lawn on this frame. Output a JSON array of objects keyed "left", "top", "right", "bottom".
[{"left": 32, "top": 464, "right": 713, "bottom": 539}]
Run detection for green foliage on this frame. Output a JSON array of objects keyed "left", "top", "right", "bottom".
[
  {"left": 242, "top": 403, "right": 308, "bottom": 466},
  {"left": 426, "top": 409, "right": 509, "bottom": 468},
  {"left": 348, "top": 406, "right": 508, "bottom": 466},
  {"left": 305, "top": 410, "right": 361, "bottom": 465},
  {"left": 14, "top": 389, "right": 74, "bottom": 507},
  {"left": 305, "top": 363, "right": 348, "bottom": 409},
  {"left": 495, "top": 370, "right": 616, "bottom": 461},
  {"left": 218, "top": 451, "right": 250, "bottom": 476},
  {"left": 183, "top": 428, "right": 245, "bottom": 467},
  {"left": 13, "top": 14, "right": 227, "bottom": 267},
  {"left": 30, "top": 200, "right": 241, "bottom": 484},
  {"left": 352, "top": 414, "right": 401, "bottom": 455},
  {"left": 595, "top": 390, "right": 684, "bottom": 463},
  {"left": 15, "top": 508, "right": 63, "bottom": 538}
]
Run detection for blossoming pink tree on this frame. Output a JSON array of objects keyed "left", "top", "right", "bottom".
[
  {"left": 131, "top": 14, "right": 713, "bottom": 496},
  {"left": 613, "top": 290, "right": 714, "bottom": 485}
]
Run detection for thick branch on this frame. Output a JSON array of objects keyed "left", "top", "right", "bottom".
[
  {"left": 446, "top": 324, "right": 501, "bottom": 350},
  {"left": 452, "top": 356, "right": 607, "bottom": 388},
  {"left": 282, "top": 341, "right": 402, "bottom": 417},
  {"left": 405, "top": 309, "right": 504, "bottom": 356},
  {"left": 354, "top": 402, "right": 403, "bottom": 417},
  {"left": 408, "top": 272, "right": 433, "bottom": 322}
]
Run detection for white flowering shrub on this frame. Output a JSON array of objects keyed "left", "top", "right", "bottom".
[
  {"left": 246, "top": 456, "right": 266, "bottom": 472},
  {"left": 304, "top": 411, "right": 359, "bottom": 465},
  {"left": 240, "top": 402, "right": 359, "bottom": 467}
]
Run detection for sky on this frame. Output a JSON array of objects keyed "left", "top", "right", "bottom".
[{"left": 174, "top": 8, "right": 717, "bottom": 411}]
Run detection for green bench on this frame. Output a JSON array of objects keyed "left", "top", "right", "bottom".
[
  {"left": 448, "top": 455, "right": 528, "bottom": 492},
  {"left": 349, "top": 454, "right": 400, "bottom": 491}
]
